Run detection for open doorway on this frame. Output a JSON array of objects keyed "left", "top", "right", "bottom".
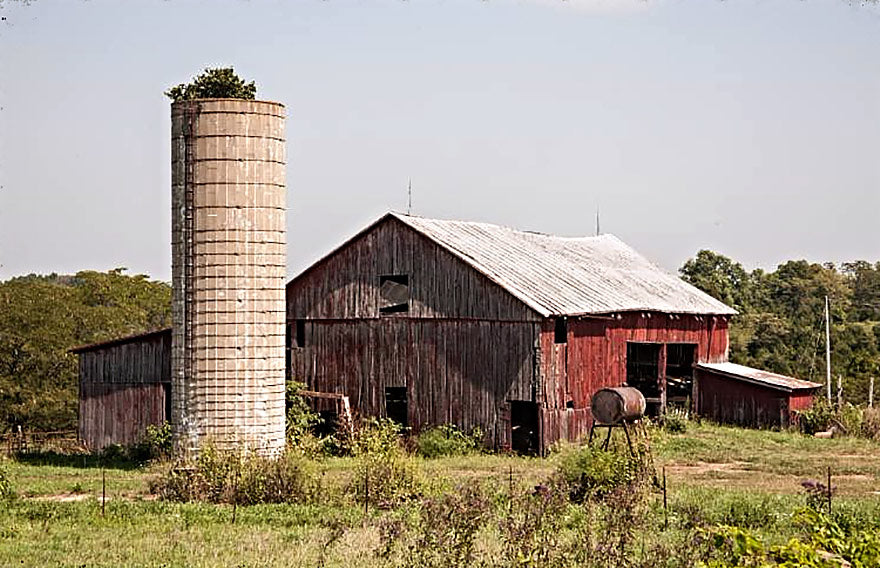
[
  {"left": 625, "top": 342, "right": 662, "bottom": 416},
  {"left": 385, "top": 386, "right": 408, "bottom": 428},
  {"left": 510, "top": 400, "right": 539, "bottom": 455},
  {"left": 665, "top": 343, "right": 696, "bottom": 408}
]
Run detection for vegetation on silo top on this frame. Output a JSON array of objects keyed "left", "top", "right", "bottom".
[{"left": 165, "top": 67, "right": 256, "bottom": 102}]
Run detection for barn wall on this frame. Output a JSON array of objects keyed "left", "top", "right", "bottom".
[
  {"left": 78, "top": 332, "right": 171, "bottom": 450},
  {"left": 287, "top": 217, "right": 540, "bottom": 322},
  {"left": 540, "top": 313, "right": 729, "bottom": 448},
  {"left": 693, "top": 369, "right": 815, "bottom": 428},
  {"left": 289, "top": 319, "right": 539, "bottom": 449}
]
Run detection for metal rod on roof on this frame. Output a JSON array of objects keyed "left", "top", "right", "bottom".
[
  {"left": 825, "top": 296, "right": 832, "bottom": 404},
  {"left": 595, "top": 206, "right": 600, "bottom": 236},
  {"left": 407, "top": 178, "right": 412, "bottom": 215}
]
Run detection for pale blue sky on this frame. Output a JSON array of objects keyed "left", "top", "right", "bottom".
[{"left": 1, "top": 0, "right": 878, "bottom": 282}]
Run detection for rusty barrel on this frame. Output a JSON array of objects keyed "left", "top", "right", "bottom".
[{"left": 591, "top": 387, "right": 646, "bottom": 424}]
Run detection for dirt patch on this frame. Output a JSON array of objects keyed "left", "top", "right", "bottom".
[
  {"left": 666, "top": 461, "right": 752, "bottom": 475},
  {"left": 32, "top": 493, "right": 92, "bottom": 502}
]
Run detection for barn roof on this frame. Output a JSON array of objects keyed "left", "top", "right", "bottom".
[
  {"left": 696, "top": 362, "right": 823, "bottom": 392},
  {"left": 389, "top": 213, "right": 736, "bottom": 317},
  {"left": 70, "top": 327, "right": 172, "bottom": 354}
]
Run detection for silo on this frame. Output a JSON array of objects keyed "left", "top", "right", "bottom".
[{"left": 171, "top": 99, "right": 286, "bottom": 455}]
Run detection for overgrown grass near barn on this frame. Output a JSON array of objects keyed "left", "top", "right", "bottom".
[{"left": 1, "top": 422, "right": 879, "bottom": 567}]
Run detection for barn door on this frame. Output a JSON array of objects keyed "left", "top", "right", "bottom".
[{"left": 510, "top": 400, "right": 539, "bottom": 455}]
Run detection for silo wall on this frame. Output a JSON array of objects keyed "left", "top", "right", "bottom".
[{"left": 171, "top": 99, "right": 286, "bottom": 455}]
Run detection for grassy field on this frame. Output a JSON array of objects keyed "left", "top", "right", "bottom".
[{"left": 1, "top": 422, "right": 878, "bottom": 567}]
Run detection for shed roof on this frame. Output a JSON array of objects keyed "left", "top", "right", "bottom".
[
  {"left": 388, "top": 213, "right": 736, "bottom": 317},
  {"left": 70, "top": 328, "right": 172, "bottom": 354},
  {"left": 696, "top": 362, "right": 823, "bottom": 393}
]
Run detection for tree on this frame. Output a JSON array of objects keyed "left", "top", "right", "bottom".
[
  {"left": 165, "top": 67, "right": 256, "bottom": 103},
  {"left": 679, "top": 250, "right": 753, "bottom": 312},
  {"left": 0, "top": 270, "right": 171, "bottom": 432}
]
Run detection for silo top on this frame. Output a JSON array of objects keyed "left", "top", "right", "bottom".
[{"left": 170, "top": 98, "right": 286, "bottom": 118}]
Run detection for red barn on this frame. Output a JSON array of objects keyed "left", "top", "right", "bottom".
[
  {"left": 694, "top": 362, "right": 822, "bottom": 428},
  {"left": 286, "top": 213, "right": 738, "bottom": 453}
]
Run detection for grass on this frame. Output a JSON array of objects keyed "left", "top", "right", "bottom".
[{"left": 1, "top": 422, "right": 879, "bottom": 566}]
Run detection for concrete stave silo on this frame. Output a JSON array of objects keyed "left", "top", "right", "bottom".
[{"left": 171, "top": 98, "right": 286, "bottom": 455}]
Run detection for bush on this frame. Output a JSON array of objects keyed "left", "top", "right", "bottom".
[
  {"left": 415, "top": 424, "right": 483, "bottom": 458},
  {"left": 0, "top": 463, "right": 14, "bottom": 501},
  {"left": 151, "top": 446, "right": 317, "bottom": 505},
  {"left": 797, "top": 397, "right": 834, "bottom": 435},
  {"left": 285, "top": 381, "right": 327, "bottom": 457},
  {"left": 350, "top": 419, "right": 423, "bottom": 508},
  {"left": 663, "top": 407, "right": 689, "bottom": 434},
  {"left": 165, "top": 67, "right": 256, "bottom": 102},
  {"left": 556, "top": 445, "right": 650, "bottom": 502}
]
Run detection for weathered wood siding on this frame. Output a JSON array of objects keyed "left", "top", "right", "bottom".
[
  {"left": 694, "top": 368, "right": 817, "bottom": 428},
  {"left": 540, "top": 313, "right": 729, "bottom": 449},
  {"left": 289, "top": 319, "right": 539, "bottom": 449},
  {"left": 287, "top": 217, "right": 540, "bottom": 322},
  {"left": 78, "top": 331, "right": 171, "bottom": 450}
]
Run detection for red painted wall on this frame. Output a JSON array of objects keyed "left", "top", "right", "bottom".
[
  {"left": 694, "top": 368, "right": 818, "bottom": 428},
  {"left": 539, "top": 312, "right": 730, "bottom": 449}
]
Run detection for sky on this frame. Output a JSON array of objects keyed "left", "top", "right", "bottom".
[{"left": 1, "top": 0, "right": 878, "bottom": 283}]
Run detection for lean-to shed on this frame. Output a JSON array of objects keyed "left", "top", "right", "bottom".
[
  {"left": 71, "top": 328, "right": 171, "bottom": 450},
  {"left": 694, "top": 362, "right": 822, "bottom": 428},
  {"left": 286, "top": 212, "right": 738, "bottom": 453}
]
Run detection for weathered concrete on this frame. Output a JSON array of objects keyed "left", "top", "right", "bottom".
[{"left": 171, "top": 99, "right": 286, "bottom": 455}]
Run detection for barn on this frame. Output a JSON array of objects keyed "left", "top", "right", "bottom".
[
  {"left": 71, "top": 328, "right": 171, "bottom": 450},
  {"left": 286, "top": 212, "right": 739, "bottom": 453},
  {"left": 694, "top": 362, "right": 822, "bottom": 428}
]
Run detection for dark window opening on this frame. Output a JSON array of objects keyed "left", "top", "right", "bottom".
[
  {"left": 385, "top": 386, "right": 408, "bottom": 428},
  {"left": 554, "top": 318, "right": 568, "bottom": 344},
  {"left": 379, "top": 275, "right": 409, "bottom": 315},
  {"left": 295, "top": 319, "right": 306, "bottom": 348},
  {"left": 510, "top": 400, "right": 539, "bottom": 455},
  {"left": 626, "top": 342, "right": 662, "bottom": 415},
  {"left": 566, "top": 400, "right": 575, "bottom": 409},
  {"left": 666, "top": 343, "right": 696, "bottom": 406}
]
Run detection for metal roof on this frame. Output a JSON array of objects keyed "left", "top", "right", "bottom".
[
  {"left": 391, "top": 213, "right": 737, "bottom": 317},
  {"left": 696, "top": 362, "right": 823, "bottom": 392},
  {"left": 70, "top": 328, "right": 172, "bottom": 354}
]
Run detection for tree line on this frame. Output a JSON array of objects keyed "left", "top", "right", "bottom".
[
  {"left": 1, "top": 252, "right": 878, "bottom": 433},
  {"left": 0, "top": 270, "right": 170, "bottom": 433}
]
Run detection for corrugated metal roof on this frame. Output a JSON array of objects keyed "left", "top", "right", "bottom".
[
  {"left": 70, "top": 328, "right": 172, "bottom": 354},
  {"left": 696, "top": 362, "right": 823, "bottom": 392},
  {"left": 391, "top": 213, "right": 736, "bottom": 317}
]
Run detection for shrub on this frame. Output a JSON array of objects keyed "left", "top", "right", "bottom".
[
  {"left": 415, "top": 424, "right": 483, "bottom": 458},
  {"left": 165, "top": 67, "right": 256, "bottom": 103},
  {"left": 663, "top": 409, "right": 689, "bottom": 434},
  {"left": 556, "top": 445, "right": 649, "bottom": 502},
  {"left": 378, "top": 484, "right": 492, "bottom": 568},
  {"left": 151, "top": 446, "right": 317, "bottom": 505},
  {"left": 797, "top": 397, "right": 834, "bottom": 435},
  {"left": 350, "top": 419, "right": 423, "bottom": 508},
  {"left": 0, "top": 463, "right": 14, "bottom": 501},
  {"left": 285, "top": 381, "right": 326, "bottom": 457},
  {"left": 862, "top": 407, "right": 880, "bottom": 440}
]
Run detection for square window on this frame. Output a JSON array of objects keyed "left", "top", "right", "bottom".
[{"left": 379, "top": 275, "right": 409, "bottom": 315}]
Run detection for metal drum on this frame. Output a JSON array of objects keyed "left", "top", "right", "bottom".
[{"left": 591, "top": 387, "right": 646, "bottom": 424}]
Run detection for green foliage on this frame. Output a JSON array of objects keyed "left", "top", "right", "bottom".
[
  {"left": 556, "top": 445, "right": 650, "bottom": 502},
  {"left": 415, "top": 424, "right": 483, "bottom": 458},
  {"left": 0, "top": 462, "right": 14, "bottom": 501},
  {"left": 151, "top": 445, "right": 317, "bottom": 505},
  {"left": 351, "top": 419, "right": 424, "bottom": 508},
  {"left": 700, "top": 508, "right": 880, "bottom": 568},
  {"left": 165, "top": 67, "right": 257, "bottom": 102},
  {"left": 680, "top": 251, "right": 880, "bottom": 408},
  {"left": 0, "top": 270, "right": 171, "bottom": 433},
  {"left": 125, "top": 422, "right": 173, "bottom": 462}
]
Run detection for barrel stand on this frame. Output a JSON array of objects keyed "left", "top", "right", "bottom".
[{"left": 588, "top": 419, "right": 644, "bottom": 456}]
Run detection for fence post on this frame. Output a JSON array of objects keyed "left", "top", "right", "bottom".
[
  {"left": 662, "top": 466, "right": 668, "bottom": 530},
  {"left": 869, "top": 378, "right": 874, "bottom": 409}
]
